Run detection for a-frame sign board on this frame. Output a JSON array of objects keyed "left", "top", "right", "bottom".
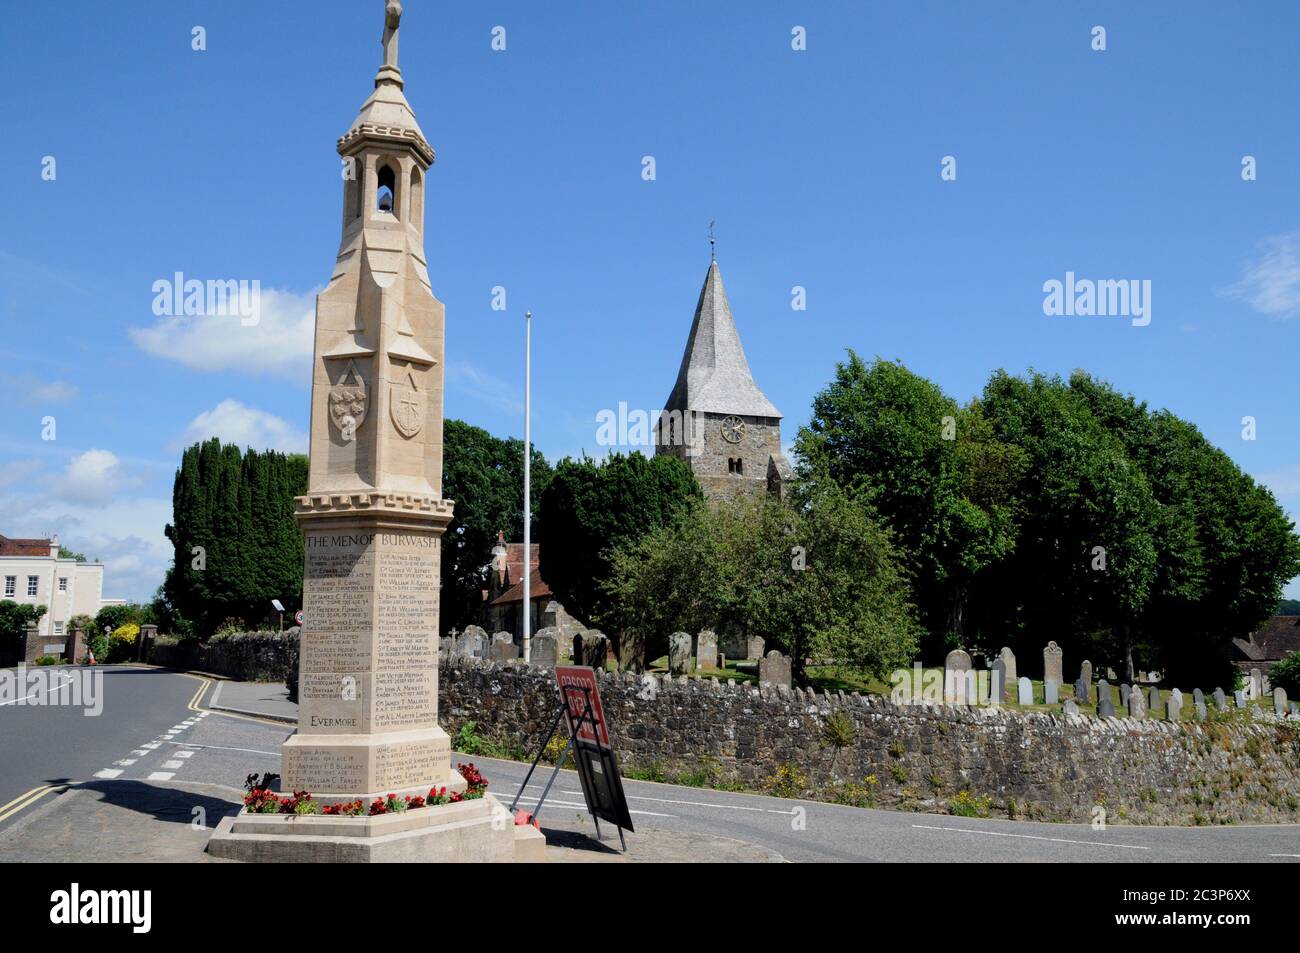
[{"left": 509, "top": 665, "right": 634, "bottom": 850}]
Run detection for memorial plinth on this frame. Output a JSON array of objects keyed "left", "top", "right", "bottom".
[{"left": 206, "top": 1, "right": 544, "bottom": 863}]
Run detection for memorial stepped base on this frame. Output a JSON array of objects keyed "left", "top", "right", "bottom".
[{"left": 207, "top": 792, "right": 545, "bottom": 863}]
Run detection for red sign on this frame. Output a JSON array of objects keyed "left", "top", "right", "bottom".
[{"left": 555, "top": 665, "right": 610, "bottom": 749}]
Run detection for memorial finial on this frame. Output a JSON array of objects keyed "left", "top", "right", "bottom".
[{"left": 377, "top": 0, "right": 404, "bottom": 87}]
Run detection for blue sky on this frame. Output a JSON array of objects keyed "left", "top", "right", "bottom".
[{"left": 2, "top": 1, "right": 1298, "bottom": 602}]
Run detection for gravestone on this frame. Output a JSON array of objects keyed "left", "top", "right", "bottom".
[
  {"left": 1128, "top": 685, "right": 1146, "bottom": 719},
  {"left": 1250, "top": 668, "right": 1262, "bottom": 700},
  {"left": 1166, "top": 692, "right": 1182, "bottom": 722},
  {"left": 695, "top": 630, "right": 718, "bottom": 671},
  {"left": 998, "top": 647, "right": 1017, "bottom": 697},
  {"left": 1120, "top": 683, "right": 1131, "bottom": 706},
  {"left": 758, "top": 650, "right": 792, "bottom": 690},
  {"left": 1063, "top": 699, "right": 1080, "bottom": 718},
  {"left": 669, "top": 632, "right": 693, "bottom": 675},
  {"left": 990, "top": 658, "right": 1006, "bottom": 707},
  {"left": 459, "top": 625, "right": 488, "bottom": 659},
  {"left": 490, "top": 632, "right": 517, "bottom": 662},
  {"left": 1194, "top": 698, "right": 1207, "bottom": 721},
  {"left": 943, "top": 649, "right": 973, "bottom": 705},
  {"left": 1043, "top": 641, "right": 1063, "bottom": 705},
  {"left": 1275, "top": 687, "right": 1288, "bottom": 717},
  {"left": 209, "top": 2, "right": 539, "bottom": 863},
  {"left": 1017, "top": 676, "right": 1033, "bottom": 705},
  {"left": 1234, "top": 689, "right": 1246, "bottom": 708},
  {"left": 617, "top": 630, "right": 645, "bottom": 673},
  {"left": 1105, "top": 668, "right": 1117, "bottom": 680},
  {"left": 1171, "top": 688, "right": 1183, "bottom": 708},
  {"left": 1074, "top": 677, "right": 1090, "bottom": 704},
  {"left": 1080, "top": 659, "right": 1093, "bottom": 687},
  {"left": 531, "top": 627, "right": 561, "bottom": 668},
  {"left": 1097, "top": 680, "right": 1115, "bottom": 718},
  {"left": 746, "top": 636, "right": 765, "bottom": 661},
  {"left": 1148, "top": 686, "right": 1161, "bottom": 712},
  {"left": 1213, "top": 687, "right": 1226, "bottom": 712},
  {"left": 574, "top": 632, "right": 608, "bottom": 669}
]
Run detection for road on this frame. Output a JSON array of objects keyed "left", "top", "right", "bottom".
[{"left": 2, "top": 665, "right": 1299, "bottom": 862}]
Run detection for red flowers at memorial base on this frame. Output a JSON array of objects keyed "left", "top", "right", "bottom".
[{"left": 241, "top": 764, "right": 489, "bottom": 817}]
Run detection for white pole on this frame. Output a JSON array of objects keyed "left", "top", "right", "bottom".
[{"left": 522, "top": 310, "right": 532, "bottom": 664}]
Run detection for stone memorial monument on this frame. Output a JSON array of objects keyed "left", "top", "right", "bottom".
[
  {"left": 997, "top": 646, "right": 1017, "bottom": 695},
  {"left": 209, "top": 2, "right": 540, "bottom": 863}
]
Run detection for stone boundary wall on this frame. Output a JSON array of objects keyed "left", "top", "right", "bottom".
[
  {"left": 150, "top": 630, "right": 300, "bottom": 683},
  {"left": 439, "top": 657, "right": 1300, "bottom": 825}
]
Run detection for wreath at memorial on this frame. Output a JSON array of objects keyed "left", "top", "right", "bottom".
[{"left": 240, "top": 765, "right": 488, "bottom": 816}]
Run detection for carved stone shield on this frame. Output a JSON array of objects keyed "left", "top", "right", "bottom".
[
  {"left": 390, "top": 370, "right": 423, "bottom": 438},
  {"left": 329, "top": 361, "right": 367, "bottom": 439}
]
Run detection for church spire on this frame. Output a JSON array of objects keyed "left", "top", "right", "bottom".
[{"left": 663, "top": 258, "right": 781, "bottom": 419}]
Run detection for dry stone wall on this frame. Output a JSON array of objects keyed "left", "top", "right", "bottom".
[{"left": 440, "top": 657, "right": 1300, "bottom": 825}]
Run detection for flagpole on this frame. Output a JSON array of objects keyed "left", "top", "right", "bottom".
[{"left": 522, "top": 310, "right": 532, "bottom": 664}]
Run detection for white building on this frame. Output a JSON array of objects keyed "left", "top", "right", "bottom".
[{"left": 0, "top": 534, "right": 121, "bottom": 639}]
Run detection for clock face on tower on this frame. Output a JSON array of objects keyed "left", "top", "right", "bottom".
[{"left": 720, "top": 415, "right": 745, "bottom": 444}]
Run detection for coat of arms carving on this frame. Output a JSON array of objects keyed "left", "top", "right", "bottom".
[
  {"left": 391, "top": 369, "right": 424, "bottom": 438},
  {"left": 329, "top": 360, "right": 368, "bottom": 442}
]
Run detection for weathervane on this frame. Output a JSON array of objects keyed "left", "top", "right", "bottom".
[{"left": 708, "top": 219, "right": 716, "bottom": 261}]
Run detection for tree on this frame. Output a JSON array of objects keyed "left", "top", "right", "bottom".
[
  {"left": 796, "top": 353, "right": 1023, "bottom": 656},
  {"left": 0, "top": 601, "right": 47, "bottom": 640},
  {"left": 57, "top": 546, "right": 87, "bottom": 562},
  {"left": 1066, "top": 372, "right": 1300, "bottom": 685},
  {"left": 440, "top": 419, "right": 552, "bottom": 636},
  {"left": 978, "top": 371, "right": 1159, "bottom": 669},
  {"left": 1270, "top": 652, "right": 1300, "bottom": 698},
  {"left": 162, "top": 439, "right": 308, "bottom": 636},
  {"left": 538, "top": 452, "right": 701, "bottom": 639},
  {"left": 604, "top": 485, "right": 920, "bottom": 682},
  {"left": 1279, "top": 599, "right": 1300, "bottom": 615}
]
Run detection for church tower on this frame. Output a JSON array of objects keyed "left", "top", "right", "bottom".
[{"left": 656, "top": 259, "right": 793, "bottom": 501}]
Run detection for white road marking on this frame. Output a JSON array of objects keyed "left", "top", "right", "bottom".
[
  {"left": 141, "top": 742, "right": 160, "bottom": 750},
  {"left": 510, "top": 796, "right": 673, "bottom": 818},
  {"left": 129, "top": 750, "right": 147, "bottom": 757},
  {"left": 174, "top": 750, "right": 195, "bottom": 759},
  {"left": 1269, "top": 853, "right": 1300, "bottom": 858},
  {"left": 912, "top": 824, "right": 1149, "bottom": 850},
  {"left": 507, "top": 780, "right": 796, "bottom": 816},
  {"left": 169, "top": 740, "right": 280, "bottom": 757},
  {"left": 0, "top": 673, "right": 76, "bottom": 705},
  {"left": 93, "top": 769, "right": 123, "bottom": 779},
  {"left": 146, "top": 772, "right": 175, "bottom": 781},
  {"left": 161, "top": 760, "right": 184, "bottom": 769},
  {"left": 113, "top": 759, "right": 137, "bottom": 767}
]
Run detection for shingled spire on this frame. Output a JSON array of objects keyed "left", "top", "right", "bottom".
[
  {"left": 664, "top": 260, "right": 781, "bottom": 419},
  {"left": 657, "top": 258, "right": 790, "bottom": 502}
]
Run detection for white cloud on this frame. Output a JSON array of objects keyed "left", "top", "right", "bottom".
[
  {"left": 1, "top": 373, "right": 79, "bottom": 404},
  {"left": 130, "top": 286, "right": 317, "bottom": 378},
  {"left": 1227, "top": 230, "right": 1300, "bottom": 319},
  {"left": 0, "top": 455, "right": 172, "bottom": 603},
  {"left": 51, "top": 449, "right": 142, "bottom": 506},
  {"left": 177, "top": 399, "right": 308, "bottom": 453}
]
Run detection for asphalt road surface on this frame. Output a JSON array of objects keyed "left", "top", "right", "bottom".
[{"left": 3, "top": 665, "right": 1299, "bottom": 862}]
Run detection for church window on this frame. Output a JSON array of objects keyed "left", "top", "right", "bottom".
[{"left": 728, "top": 457, "right": 744, "bottom": 475}]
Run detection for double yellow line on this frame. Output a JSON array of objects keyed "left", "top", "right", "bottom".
[{"left": 0, "top": 784, "right": 66, "bottom": 825}]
